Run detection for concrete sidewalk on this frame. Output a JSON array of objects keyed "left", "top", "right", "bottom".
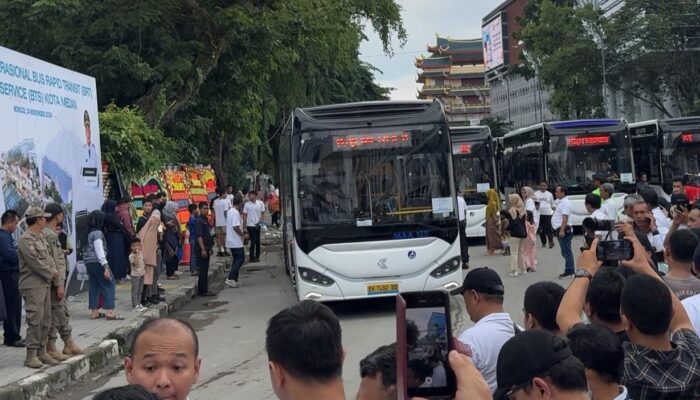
[{"left": 0, "top": 255, "right": 229, "bottom": 400}]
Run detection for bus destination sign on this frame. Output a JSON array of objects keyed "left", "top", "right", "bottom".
[
  {"left": 332, "top": 132, "right": 411, "bottom": 151},
  {"left": 567, "top": 135, "right": 610, "bottom": 147},
  {"left": 451, "top": 143, "right": 472, "bottom": 155}
]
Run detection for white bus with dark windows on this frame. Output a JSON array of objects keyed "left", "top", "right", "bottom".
[
  {"left": 278, "top": 100, "right": 463, "bottom": 301},
  {"left": 500, "top": 119, "right": 636, "bottom": 227},
  {"left": 450, "top": 125, "right": 498, "bottom": 237},
  {"left": 629, "top": 117, "right": 700, "bottom": 201}
]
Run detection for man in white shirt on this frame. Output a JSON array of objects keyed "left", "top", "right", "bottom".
[
  {"left": 212, "top": 188, "right": 231, "bottom": 256},
  {"left": 225, "top": 196, "right": 246, "bottom": 288},
  {"left": 600, "top": 183, "right": 618, "bottom": 221},
  {"left": 533, "top": 181, "right": 556, "bottom": 248},
  {"left": 457, "top": 190, "right": 469, "bottom": 269},
  {"left": 585, "top": 193, "right": 615, "bottom": 242},
  {"left": 639, "top": 187, "right": 670, "bottom": 238},
  {"left": 453, "top": 267, "right": 516, "bottom": 393},
  {"left": 81, "top": 111, "right": 100, "bottom": 189},
  {"left": 243, "top": 191, "right": 265, "bottom": 262},
  {"left": 631, "top": 199, "right": 665, "bottom": 252},
  {"left": 552, "top": 185, "right": 575, "bottom": 278}
]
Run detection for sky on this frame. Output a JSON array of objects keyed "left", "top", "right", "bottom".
[{"left": 359, "top": 0, "right": 497, "bottom": 100}]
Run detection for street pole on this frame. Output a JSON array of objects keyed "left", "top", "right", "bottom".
[{"left": 601, "top": 45, "right": 607, "bottom": 116}]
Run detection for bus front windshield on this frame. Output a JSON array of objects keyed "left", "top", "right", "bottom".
[
  {"left": 295, "top": 125, "right": 454, "bottom": 227},
  {"left": 663, "top": 133, "right": 700, "bottom": 182},
  {"left": 453, "top": 140, "right": 495, "bottom": 205},
  {"left": 547, "top": 132, "right": 633, "bottom": 194}
]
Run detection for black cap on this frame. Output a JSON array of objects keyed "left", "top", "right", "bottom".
[
  {"left": 44, "top": 203, "right": 63, "bottom": 217},
  {"left": 450, "top": 267, "right": 504, "bottom": 296},
  {"left": 494, "top": 330, "right": 574, "bottom": 400}
]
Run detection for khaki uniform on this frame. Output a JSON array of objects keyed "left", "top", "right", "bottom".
[
  {"left": 42, "top": 227, "right": 72, "bottom": 340},
  {"left": 18, "top": 230, "right": 57, "bottom": 350}
]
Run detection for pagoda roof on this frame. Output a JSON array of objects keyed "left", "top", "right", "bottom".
[
  {"left": 415, "top": 56, "right": 452, "bottom": 69},
  {"left": 428, "top": 36, "right": 483, "bottom": 55}
]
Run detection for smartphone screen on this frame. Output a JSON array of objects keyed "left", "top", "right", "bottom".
[
  {"left": 596, "top": 239, "right": 634, "bottom": 261},
  {"left": 399, "top": 291, "right": 456, "bottom": 398}
]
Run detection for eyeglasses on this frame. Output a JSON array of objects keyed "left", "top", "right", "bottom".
[{"left": 506, "top": 380, "right": 532, "bottom": 400}]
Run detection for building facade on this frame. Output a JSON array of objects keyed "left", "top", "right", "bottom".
[
  {"left": 416, "top": 36, "right": 490, "bottom": 125},
  {"left": 482, "top": 0, "right": 557, "bottom": 129}
]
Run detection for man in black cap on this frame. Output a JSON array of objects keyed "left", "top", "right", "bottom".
[
  {"left": 494, "top": 330, "right": 589, "bottom": 400},
  {"left": 452, "top": 267, "right": 516, "bottom": 393}
]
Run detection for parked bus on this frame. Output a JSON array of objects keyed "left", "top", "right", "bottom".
[
  {"left": 450, "top": 126, "right": 498, "bottom": 237},
  {"left": 278, "top": 100, "right": 462, "bottom": 301},
  {"left": 501, "top": 119, "right": 635, "bottom": 227},
  {"left": 629, "top": 117, "right": 700, "bottom": 200}
]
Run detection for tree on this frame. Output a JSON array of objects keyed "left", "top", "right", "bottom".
[
  {"left": 99, "top": 104, "right": 184, "bottom": 181},
  {"left": 481, "top": 116, "right": 513, "bottom": 138},
  {"left": 0, "top": 0, "right": 406, "bottom": 184},
  {"left": 605, "top": 0, "right": 700, "bottom": 117},
  {"left": 516, "top": 1, "right": 605, "bottom": 119}
]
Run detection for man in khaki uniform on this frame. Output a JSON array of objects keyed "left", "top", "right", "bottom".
[
  {"left": 18, "top": 207, "right": 59, "bottom": 368},
  {"left": 43, "top": 204, "right": 83, "bottom": 360}
]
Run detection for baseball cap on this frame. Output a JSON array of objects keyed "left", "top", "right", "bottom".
[
  {"left": 25, "top": 206, "right": 51, "bottom": 219},
  {"left": 44, "top": 203, "right": 63, "bottom": 217},
  {"left": 493, "top": 330, "right": 574, "bottom": 400},
  {"left": 450, "top": 267, "right": 504, "bottom": 296}
]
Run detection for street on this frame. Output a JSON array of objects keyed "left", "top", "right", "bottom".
[{"left": 61, "top": 238, "right": 579, "bottom": 399}]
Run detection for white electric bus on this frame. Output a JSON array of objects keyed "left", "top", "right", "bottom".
[
  {"left": 501, "top": 119, "right": 635, "bottom": 227},
  {"left": 450, "top": 126, "right": 498, "bottom": 237},
  {"left": 630, "top": 117, "right": 700, "bottom": 200},
  {"left": 278, "top": 100, "right": 463, "bottom": 301}
]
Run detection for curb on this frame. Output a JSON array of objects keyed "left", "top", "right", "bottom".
[{"left": 0, "top": 260, "right": 226, "bottom": 400}]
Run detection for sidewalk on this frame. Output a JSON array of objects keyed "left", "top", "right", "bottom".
[{"left": 0, "top": 255, "right": 229, "bottom": 400}]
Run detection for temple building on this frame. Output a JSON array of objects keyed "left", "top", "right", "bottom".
[{"left": 416, "top": 36, "right": 490, "bottom": 125}]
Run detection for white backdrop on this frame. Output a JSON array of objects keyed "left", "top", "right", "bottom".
[{"left": 0, "top": 46, "right": 103, "bottom": 293}]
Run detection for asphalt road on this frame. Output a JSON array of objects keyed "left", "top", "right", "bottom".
[{"left": 61, "top": 237, "right": 579, "bottom": 399}]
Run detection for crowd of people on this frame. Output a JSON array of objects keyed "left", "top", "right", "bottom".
[
  {"left": 87, "top": 204, "right": 700, "bottom": 400},
  {"left": 0, "top": 183, "right": 281, "bottom": 370}
]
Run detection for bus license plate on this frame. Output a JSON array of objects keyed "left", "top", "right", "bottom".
[{"left": 367, "top": 282, "right": 400, "bottom": 296}]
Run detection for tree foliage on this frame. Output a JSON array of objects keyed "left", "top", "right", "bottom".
[
  {"left": 606, "top": 0, "right": 700, "bottom": 116},
  {"left": 516, "top": 1, "right": 605, "bottom": 119},
  {"left": 0, "top": 0, "right": 405, "bottom": 184},
  {"left": 482, "top": 116, "right": 513, "bottom": 138},
  {"left": 99, "top": 104, "right": 181, "bottom": 181},
  {"left": 517, "top": 0, "right": 700, "bottom": 119}
]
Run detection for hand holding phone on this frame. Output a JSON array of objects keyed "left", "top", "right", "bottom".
[
  {"left": 397, "top": 291, "right": 456, "bottom": 399},
  {"left": 411, "top": 351, "right": 491, "bottom": 400}
]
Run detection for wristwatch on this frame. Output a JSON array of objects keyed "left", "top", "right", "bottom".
[{"left": 574, "top": 268, "right": 593, "bottom": 281}]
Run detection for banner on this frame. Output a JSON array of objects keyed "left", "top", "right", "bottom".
[{"left": 0, "top": 46, "right": 102, "bottom": 294}]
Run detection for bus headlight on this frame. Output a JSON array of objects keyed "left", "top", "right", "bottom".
[
  {"left": 298, "top": 267, "right": 335, "bottom": 287},
  {"left": 430, "top": 256, "right": 461, "bottom": 278}
]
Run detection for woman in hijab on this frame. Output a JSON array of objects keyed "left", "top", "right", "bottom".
[
  {"left": 484, "top": 189, "right": 503, "bottom": 256},
  {"left": 505, "top": 193, "right": 527, "bottom": 277},
  {"left": 83, "top": 210, "right": 122, "bottom": 320},
  {"left": 162, "top": 201, "right": 182, "bottom": 279},
  {"left": 138, "top": 209, "right": 162, "bottom": 304},
  {"left": 101, "top": 200, "right": 129, "bottom": 283}
]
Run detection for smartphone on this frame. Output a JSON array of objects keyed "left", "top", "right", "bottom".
[
  {"left": 596, "top": 239, "right": 634, "bottom": 262},
  {"left": 397, "top": 291, "right": 456, "bottom": 399}
]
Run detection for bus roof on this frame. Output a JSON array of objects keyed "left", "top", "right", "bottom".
[
  {"left": 293, "top": 100, "right": 446, "bottom": 132},
  {"left": 549, "top": 119, "right": 622, "bottom": 129},
  {"left": 659, "top": 116, "right": 700, "bottom": 133},
  {"left": 629, "top": 117, "right": 700, "bottom": 134},
  {"left": 449, "top": 125, "right": 492, "bottom": 142}
]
